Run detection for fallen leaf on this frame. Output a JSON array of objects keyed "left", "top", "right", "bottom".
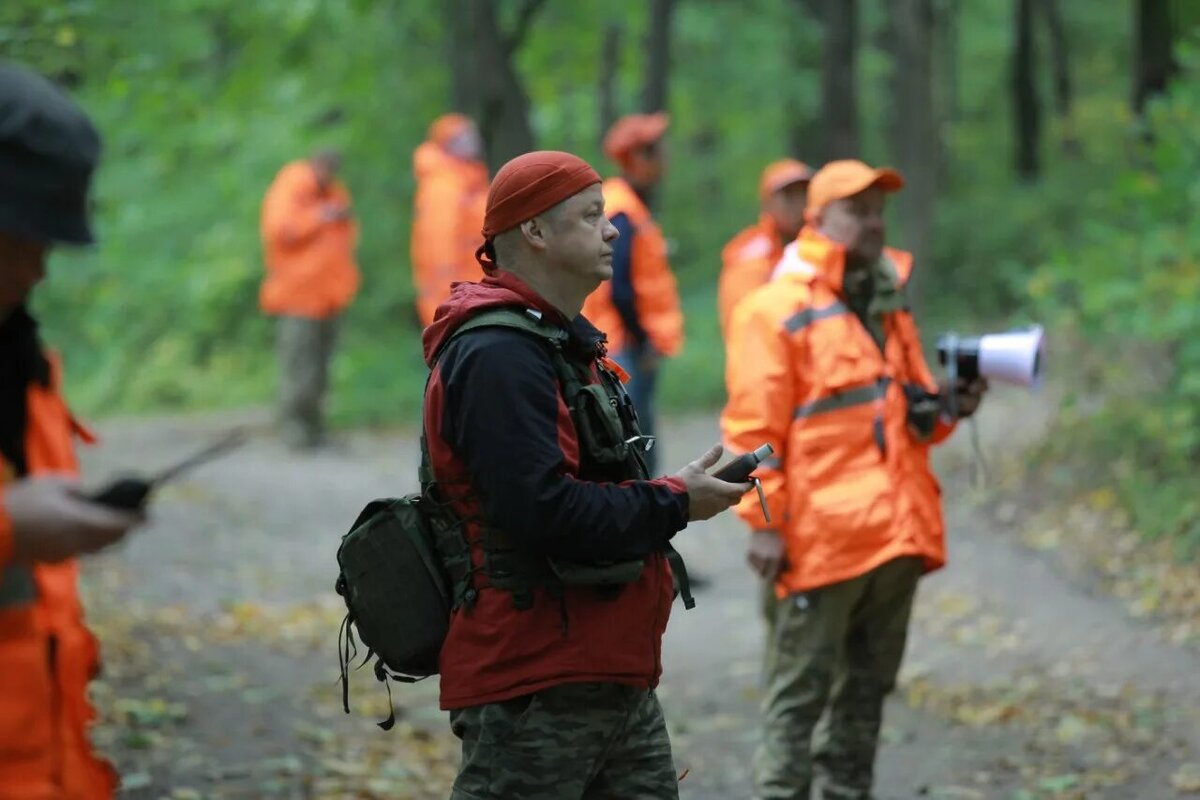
[{"left": 1172, "top": 763, "right": 1200, "bottom": 793}]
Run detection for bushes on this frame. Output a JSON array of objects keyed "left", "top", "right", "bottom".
[{"left": 1028, "top": 53, "right": 1200, "bottom": 555}]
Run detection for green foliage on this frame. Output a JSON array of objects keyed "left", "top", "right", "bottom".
[
  {"left": 6, "top": 2, "right": 1200, "bottom": 561},
  {"left": 1029, "top": 45, "right": 1200, "bottom": 555}
]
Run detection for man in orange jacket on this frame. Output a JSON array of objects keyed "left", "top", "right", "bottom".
[
  {"left": 260, "top": 149, "right": 360, "bottom": 449},
  {"left": 411, "top": 113, "right": 488, "bottom": 328},
  {"left": 0, "top": 61, "right": 143, "bottom": 800},
  {"left": 581, "top": 113, "right": 684, "bottom": 474},
  {"left": 718, "top": 159, "right": 811, "bottom": 339},
  {"left": 722, "top": 160, "right": 987, "bottom": 799}
]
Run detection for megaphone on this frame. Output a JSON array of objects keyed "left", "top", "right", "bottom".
[{"left": 937, "top": 325, "right": 1045, "bottom": 388}]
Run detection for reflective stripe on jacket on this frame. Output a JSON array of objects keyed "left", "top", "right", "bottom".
[
  {"left": 581, "top": 178, "right": 684, "bottom": 356},
  {"left": 721, "top": 227, "right": 952, "bottom": 595}
]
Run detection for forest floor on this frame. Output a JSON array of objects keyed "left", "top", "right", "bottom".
[{"left": 79, "top": 386, "right": 1199, "bottom": 799}]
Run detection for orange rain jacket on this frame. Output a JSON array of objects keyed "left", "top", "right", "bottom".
[
  {"left": 722, "top": 227, "right": 953, "bottom": 596},
  {"left": 581, "top": 178, "right": 684, "bottom": 357},
  {"left": 718, "top": 214, "right": 789, "bottom": 339},
  {"left": 410, "top": 142, "right": 488, "bottom": 327},
  {"left": 0, "top": 356, "right": 116, "bottom": 799},
  {"left": 259, "top": 161, "right": 360, "bottom": 319}
]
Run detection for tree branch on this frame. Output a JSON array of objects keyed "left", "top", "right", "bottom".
[{"left": 505, "top": 0, "right": 550, "bottom": 55}]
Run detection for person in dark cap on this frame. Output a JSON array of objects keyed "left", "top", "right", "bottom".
[
  {"left": 0, "top": 60, "right": 142, "bottom": 798},
  {"left": 420, "top": 150, "right": 748, "bottom": 799}
]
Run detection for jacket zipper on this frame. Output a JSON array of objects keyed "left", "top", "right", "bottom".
[{"left": 847, "top": 310, "right": 890, "bottom": 460}]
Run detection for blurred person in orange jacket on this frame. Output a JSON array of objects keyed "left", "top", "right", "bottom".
[
  {"left": 717, "top": 159, "right": 811, "bottom": 339},
  {"left": 581, "top": 113, "right": 683, "bottom": 474},
  {"left": 411, "top": 113, "right": 489, "bottom": 328},
  {"left": 721, "top": 160, "right": 987, "bottom": 799},
  {"left": 259, "top": 148, "right": 360, "bottom": 449},
  {"left": 0, "top": 61, "right": 143, "bottom": 800}
]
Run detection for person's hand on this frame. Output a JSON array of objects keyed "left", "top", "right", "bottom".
[
  {"left": 5, "top": 476, "right": 143, "bottom": 563},
  {"left": 747, "top": 530, "right": 786, "bottom": 579},
  {"left": 939, "top": 377, "right": 989, "bottom": 419},
  {"left": 675, "top": 444, "right": 751, "bottom": 522}
]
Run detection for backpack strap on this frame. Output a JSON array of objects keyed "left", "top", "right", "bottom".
[
  {"left": 434, "top": 307, "right": 570, "bottom": 363},
  {"left": 420, "top": 306, "right": 571, "bottom": 492}
]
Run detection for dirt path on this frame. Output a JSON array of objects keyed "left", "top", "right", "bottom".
[{"left": 79, "top": 389, "right": 1198, "bottom": 799}]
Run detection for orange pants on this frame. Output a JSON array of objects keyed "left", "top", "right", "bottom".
[{"left": 0, "top": 610, "right": 115, "bottom": 800}]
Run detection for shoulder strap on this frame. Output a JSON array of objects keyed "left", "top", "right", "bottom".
[
  {"left": 420, "top": 307, "right": 573, "bottom": 490},
  {"left": 431, "top": 307, "right": 569, "bottom": 366}
]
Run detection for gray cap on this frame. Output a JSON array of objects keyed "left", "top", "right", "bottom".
[{"left": 0, "top": 61, "right": 101, "bottom": 244}]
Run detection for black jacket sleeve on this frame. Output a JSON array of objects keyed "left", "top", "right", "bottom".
[{"left": 440, "top": 328, "right": 688, "bottom": 562}]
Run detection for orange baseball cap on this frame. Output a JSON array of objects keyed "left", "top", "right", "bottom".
[
  {"left": 602, "top": 113, "right": 669, "bottom": 165},
  {"left": 759, "top": 159, "right": 812, "bottom": 201},
  {"left": 805, "top": 159, "right": 904, "bottom": 216}
]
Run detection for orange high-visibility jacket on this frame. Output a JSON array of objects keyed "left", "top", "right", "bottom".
[
  {"left": 718, "top": 214, "right": 788, "bottom": 340},
  {"left": 581, "top": 178, "right": 684, "bottom": 356},
  {"left": 259, "top": 161, "right": 360, "bottom": 319},
  {"left": 0, "top": 356, "right": 116, "bottom": 799},
  {"left": 410, "top": 142, "right": 488, "bottom": 328},
  {"left": 721, "top": 227, "right": 954, "bottom": 596}
]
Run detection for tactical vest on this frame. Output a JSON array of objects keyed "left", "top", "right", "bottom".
[{"left": 424, "top": 307, "right": 694, "bottom": 612}]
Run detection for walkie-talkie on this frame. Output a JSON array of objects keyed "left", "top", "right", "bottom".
[
  {"left": 86, "top": 430, "right": 247, "bottom": 510},
  {"left": 712, "top": 443, "right": 774, "bottom": 523}
]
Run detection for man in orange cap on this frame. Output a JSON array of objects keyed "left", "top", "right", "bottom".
[
  {"left": 722, "top": 160, "right": 987, "bottom": 799},
  {"left": 260, "top": 148, "right": 359, "bottom": 449},
  {"left": 421, "top": 150, "right": 746, "bottom": 799},
  {"left": 411, "top": 113, "right": 488, "bottom": 327},
  {"left": 581, "top": 113, "right": 683, "bottom": 474},
  {"left": 718, "top": 159, "right": 811, "bottom": 338}
]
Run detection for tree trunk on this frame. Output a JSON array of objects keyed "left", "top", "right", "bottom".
[
  {"left": 641, "top": 0, "right": 675, "bottom": 113},
  {"left": 1012, "top": 0, "right": 1041, "bottom": 180},
  {"left": 1132, "top": 0, "right": 1178, "bottom": 118},
  {"left": 598, "top": 22, "right": 621, "bottom": 144},
  {"left": 788, "top": 0, "right": 825, "bottom": 162},
  {"left": 1039, "top": 0, "right": 1079, "bottom": 154},
  {"left": 822, "top": 0, "right": 860, "bottom": 159},
  {"left": 445, "top": 0, "right": 541, "bottom": 170},
  {"left": 939, "top": 0, "right": 960, "bottom": 124},
  {"left": 933, "top": 0, "right": 957, "bottom": 180},
  {"left": 885, "top": 0, "right": 939, "bottom": 309}
]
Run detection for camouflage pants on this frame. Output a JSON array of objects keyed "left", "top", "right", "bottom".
[
  {"left": 448, "top": 682, "right": 678, "bottom": 800},
  {"left": 755, "top": 556, "right": 922, "bottom": 800},
  {"left": 276, "top": 315, "right": 338, "bottom": 448}
]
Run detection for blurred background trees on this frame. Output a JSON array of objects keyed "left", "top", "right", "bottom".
[{"left": 3, "top": 0, "right": 1198, "bottom": 551}]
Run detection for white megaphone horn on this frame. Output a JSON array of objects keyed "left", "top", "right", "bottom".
[{"left": 936, "top": 325, "right": 1045, "bottom": 388}]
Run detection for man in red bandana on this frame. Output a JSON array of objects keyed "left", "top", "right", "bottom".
[{"left": 422, "top": 150, "right": 748, "bottom": 799}]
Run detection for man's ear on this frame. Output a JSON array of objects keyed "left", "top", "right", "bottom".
[{"left": 520, "top": 216, "right": 549, "bottom": 252}]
